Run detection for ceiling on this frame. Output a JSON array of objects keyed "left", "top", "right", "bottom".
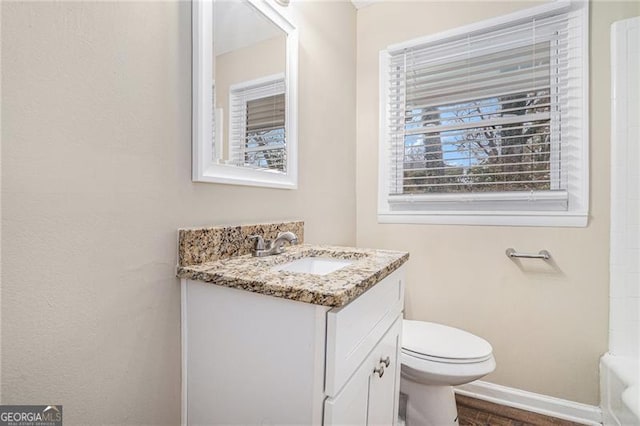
[
  {"left": 214, "top": 0, "right": 380, "bottom": 56},
  {"left": 350, "top": 0, "right": 382, "bottom": 9},
  {"left": 214, "top": 1, "right": 285, "bottom": 56}
]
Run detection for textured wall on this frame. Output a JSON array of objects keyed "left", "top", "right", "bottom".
[
  {"left": 356, "top": 0, "right": 640, "bottom": 405},
  {"left": 1, "top": 1, "right": 356, "bottom": 423}
]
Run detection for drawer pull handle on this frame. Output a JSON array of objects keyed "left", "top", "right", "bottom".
[
  {"left": 381, "top": 356, "right": 391, "bottom": 368},
  {"left": 374, "top": 364, "right": 385, "bottom": 378}
]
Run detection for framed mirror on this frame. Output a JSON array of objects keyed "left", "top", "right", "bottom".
[{"left": 192, "top": 0, "right": 298, "bottom": 189}]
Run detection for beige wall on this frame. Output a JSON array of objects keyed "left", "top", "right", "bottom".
[
  {"left": 0, "top": 1, "right": 356, "bottom": 423},
  {"left": 215, "top": 35, "right": 286, "bottom": 159},
  {"left": 356, "top": 0, "right": 640, "bottom": 405}
]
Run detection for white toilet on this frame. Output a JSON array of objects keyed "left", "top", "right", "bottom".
[{"left": 400, "top": 320, "right": 496, "bottom": 426}]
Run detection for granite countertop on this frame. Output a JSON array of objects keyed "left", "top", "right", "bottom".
[{"left": 177, "top": 244, "right": 409, "bottom": 308}]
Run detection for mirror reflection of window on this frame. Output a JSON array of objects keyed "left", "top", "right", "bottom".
[
  {"left": 245, "top": 93, "right": 286, "bottom": 171},
  {"left": 229, "top": 75, "right": 286, "bottom": 172}
]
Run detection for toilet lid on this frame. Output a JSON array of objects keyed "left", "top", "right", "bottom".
[{"left": 402, "top": 320, "right": 493, "bottom": 361}]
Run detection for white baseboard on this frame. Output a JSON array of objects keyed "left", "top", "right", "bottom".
[{"left": 455, "top": 381, "right": 603, "bottom": 426}]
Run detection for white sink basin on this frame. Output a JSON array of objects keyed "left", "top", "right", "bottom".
[{"left": 272, "top": 257, "right": 353, "bottom": 275}]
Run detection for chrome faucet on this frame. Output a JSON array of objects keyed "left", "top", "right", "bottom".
[{"left": 250, "top": 231, "right": 299, "bottom": 257}]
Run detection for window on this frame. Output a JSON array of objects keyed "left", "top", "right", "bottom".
[
  {"left": 379, "top": 1, "right": 588, "bottom": 226},
  {"left": 229, "top": 74, "right": 286, "bottom": 173}
]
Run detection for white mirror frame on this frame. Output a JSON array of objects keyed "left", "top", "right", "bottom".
[{"left": 192, "top": 0, "right": 298, "bottom": 189}]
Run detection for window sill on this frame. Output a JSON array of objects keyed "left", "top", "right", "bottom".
[
  {"left": 377, "top": 211, "right": 588, "bottom": 227},
  {"left": 193, "top": 163, "right": 297, "bottom": 189}
]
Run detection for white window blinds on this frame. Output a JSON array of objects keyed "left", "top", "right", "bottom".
[
  {"left": 384, "top": 3, "right": 586, "bottom": 212},
  {"left": 230, "top": 75, "right": 286, "bottom": 173}
]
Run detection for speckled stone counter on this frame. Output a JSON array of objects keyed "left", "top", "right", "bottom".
[
  {"left": 178, "top": 221, "right": 304, "bottom": 267},
  {"left": 176, "top": 224, "right": 409, "bottom": 307}
]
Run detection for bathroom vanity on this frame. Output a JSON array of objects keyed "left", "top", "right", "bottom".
[{"left": 177, "top": 222, "right": 408, "bottom": 425}]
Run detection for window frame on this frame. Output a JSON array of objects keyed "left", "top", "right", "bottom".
[{"left": 377, "top": 0, "right": 589, "bottom": 227}]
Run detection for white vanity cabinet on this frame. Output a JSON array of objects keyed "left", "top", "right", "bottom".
[{"left": 181, "top": 266, "right": 405, "bottom": 425}]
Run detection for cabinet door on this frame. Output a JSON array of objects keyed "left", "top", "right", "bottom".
[
  {"left": 324, "top": 316, "right": 402, "bottom": 426},
  {"left": 367, "top": 317, "right": 402, "bottom": 426},
  {"left": 323, "top": 367, "right": 370, "bottom": 425}
]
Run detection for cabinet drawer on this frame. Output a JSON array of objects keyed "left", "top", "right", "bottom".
[{"left": 325, "top": 266, "right": 405, "bottom": 397}]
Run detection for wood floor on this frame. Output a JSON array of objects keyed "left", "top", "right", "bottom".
[{"left": 456, "top": 395, "right": 584, "bottom": 426}]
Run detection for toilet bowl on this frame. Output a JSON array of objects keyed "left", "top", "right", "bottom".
[{"left": 400, "top": 320, "right": 496, "bottom": 426}]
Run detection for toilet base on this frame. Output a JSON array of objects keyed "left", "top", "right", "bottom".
[{"left": 401, "top": 376, "right": 459, "bottom": 426}]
